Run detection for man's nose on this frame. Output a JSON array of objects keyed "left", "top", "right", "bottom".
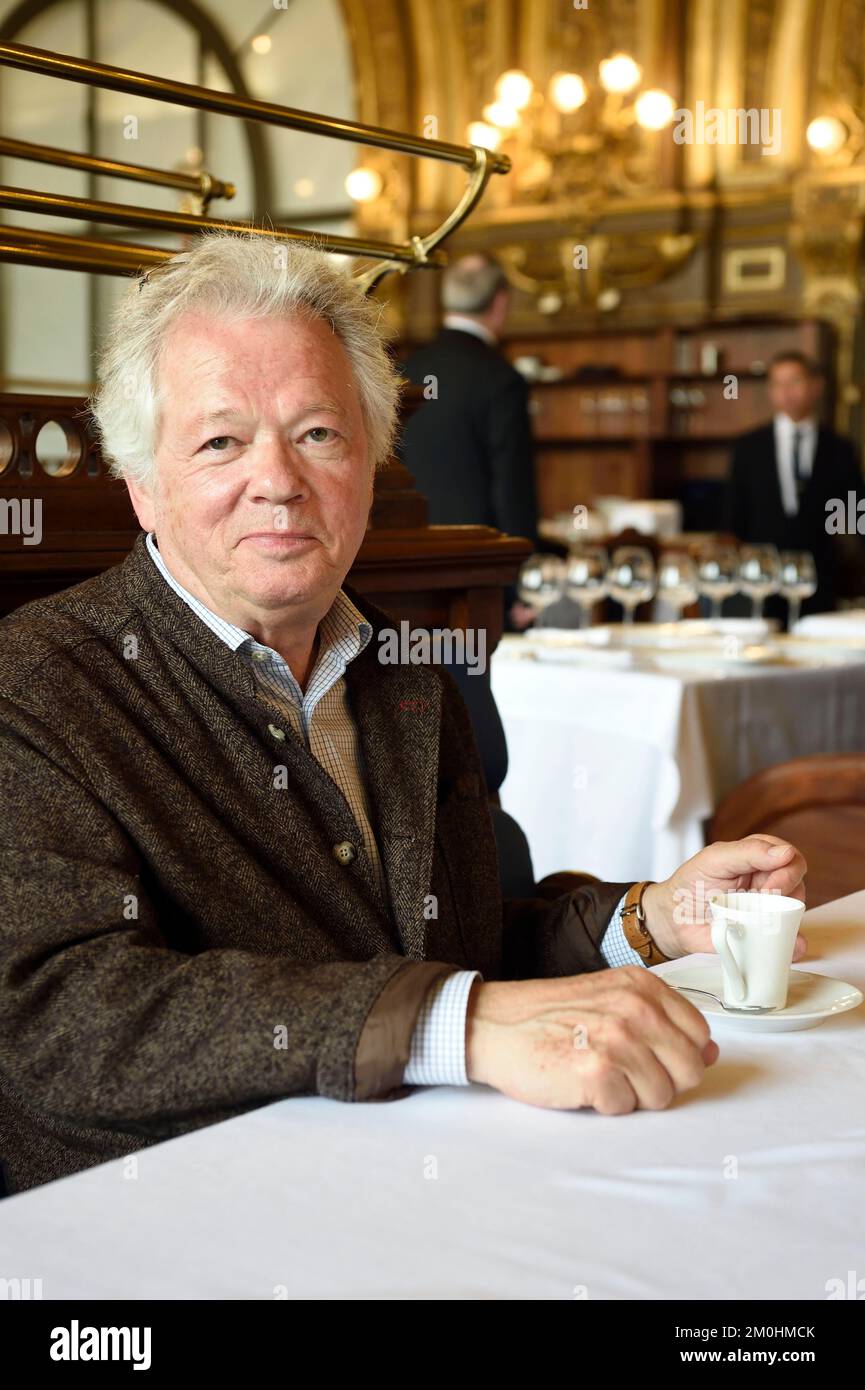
[{"left": 247, "top": 435, "right": 308, "bottom": 502}]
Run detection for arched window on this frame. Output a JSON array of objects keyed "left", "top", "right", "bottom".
[{"left": 0, "top": 0, "right": 356, "bottom": 390}]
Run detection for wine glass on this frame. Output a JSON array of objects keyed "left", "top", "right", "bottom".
[
  {"left": 779, "top": 550, "right": 817, "bottom": 631},
  {"left": 563, "top": 546, "right": 609, "bottom": 628},
  {"left": 656, "top": 551, "right": 699, "bottom": 622},
  {"left": 608, "top": 546, "right": 656, "bottom": 625},
  {"left": 737, "top": 544, "right": 781, "bottom": 619},
  {"left": 696, "top": 544, "right": 740, "bottom": 620},
  {"left": 516, "top": 553, "right": 566, "bottom": 614}
]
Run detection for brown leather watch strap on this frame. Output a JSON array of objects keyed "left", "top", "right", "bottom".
[{"left": 620, "top": 880, "right": 672, "bottom": 966}]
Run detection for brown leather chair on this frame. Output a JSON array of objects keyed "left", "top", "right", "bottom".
[{"left": 709, "top": 753, "right": 865, "bottom": 908}]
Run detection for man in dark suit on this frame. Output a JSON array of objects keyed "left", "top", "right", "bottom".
[
  {"left": 399, "top": 254, "right": 539, "bottom": 628},
  {"left": 725, "top": 351, "right": 864, "bottom": 616}
]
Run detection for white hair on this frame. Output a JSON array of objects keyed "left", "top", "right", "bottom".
[{"left": 89, "top": 231, "right": 401, "bottom": 488}]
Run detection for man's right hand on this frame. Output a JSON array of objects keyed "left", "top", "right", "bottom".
[{"left": 465, "top": 967, "right": 719, "bottom": 1113}]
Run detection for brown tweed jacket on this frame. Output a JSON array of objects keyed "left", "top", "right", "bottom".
[{"left": 0, "top": 532, "right": 630, "bottom": 1194}]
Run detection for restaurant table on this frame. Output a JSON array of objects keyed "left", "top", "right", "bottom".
[
  {"left": 490, "top": 638, "right": 865, "bottom": 884},
  {"left": 0, "top": 891, "right": 862, "bottom": 1300}
]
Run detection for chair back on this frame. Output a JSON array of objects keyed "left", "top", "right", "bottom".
[{"left": 709, "top": 753, "right": 865, "bottom": 908}]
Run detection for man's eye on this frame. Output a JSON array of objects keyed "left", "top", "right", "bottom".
[
  {"left": 203, "top": 437, "right": 235, "bottom": 452},
  {"left": 305, "top": 427, "right": 337, "bottom": 443}
]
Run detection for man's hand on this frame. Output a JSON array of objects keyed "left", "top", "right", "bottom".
[
  {"left": 465, "top": 968, "right": 719, "bottom": 1113},
  {"left": 642, "top": 835, "right": 808, "bottom": 962}
]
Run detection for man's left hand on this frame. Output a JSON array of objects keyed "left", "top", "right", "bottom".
[{"left": 642, "top": 835, "right": 808, "bottom": 962}]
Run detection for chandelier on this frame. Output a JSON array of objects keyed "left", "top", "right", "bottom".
[{"left": 468, "top": 54, "right": 676, "bottom": 212}]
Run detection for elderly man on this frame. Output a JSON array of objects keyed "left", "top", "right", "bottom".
[{"left": 0, "top": 234, "right": 806, "bottom": 1194}]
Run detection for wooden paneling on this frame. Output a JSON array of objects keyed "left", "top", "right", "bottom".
[
  {"left": 0, "top": 390, "right": 530, "bottom": 651},
  {"left": 535, "top": 448, "right": 648, "bottom": 519},
  {"left": 530, "top": 384, "right": 652, "bottom": 441},
  {"left": 497, "top": 317, "right": 836, "bottom": 526}
]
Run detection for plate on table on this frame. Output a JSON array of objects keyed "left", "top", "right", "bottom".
[
  {"left": 495, "top": 634, "right": 633, "bottom": 668},
  {"left": 646, "top": 642, "right": 785, "bottom": 671},
  {"left": 595, "top": 619, "right": 776, "bottom": 649},
  {"left": 523, "top": 626, "right": 604, "bottom": 647},
  {"left": 659, "top": 963, "right": 863, "bottom": 1031},
  {"left": 775, "top": 635, "right": 865, "bottom": 666}
]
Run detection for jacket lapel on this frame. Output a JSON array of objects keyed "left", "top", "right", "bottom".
[
  {"left": 807, "top": 427, "right": 829, "bottom": 497},
  {"left": 343, "top": 609, "right": 442, "bottom": 959}
]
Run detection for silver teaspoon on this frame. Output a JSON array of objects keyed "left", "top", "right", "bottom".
[{"left": 669, "top": 984, "right": 777, "bottom": 1014}]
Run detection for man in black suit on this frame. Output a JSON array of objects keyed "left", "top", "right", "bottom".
[
  {"left": 725, "top": 351, "right": 864, "bottom": 617},
  {"left": 399, "top": 255, "right": 539, "bottom": 628}
]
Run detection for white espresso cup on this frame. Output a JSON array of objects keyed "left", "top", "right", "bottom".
[{"left": 708, "top": 891, "right": 805, "bottom": 1010}]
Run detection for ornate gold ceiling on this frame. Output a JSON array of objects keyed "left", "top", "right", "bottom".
[{"left": 339, "top": 0, "right": 865, "bottom": 423}]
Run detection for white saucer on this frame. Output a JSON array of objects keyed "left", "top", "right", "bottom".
[{"left": 659, "top": 963, "right": 863, "bottom": 1031}]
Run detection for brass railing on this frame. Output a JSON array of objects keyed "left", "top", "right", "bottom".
[{"left": 0, "top": 40, "right": 511, "bottom": 289}]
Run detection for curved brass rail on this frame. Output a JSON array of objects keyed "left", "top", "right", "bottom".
[
  {"left": 0, "top": 185, "right": 448, "bottom": 268},
  {"left": 0, "top": 135, "right": 235, "bottom": 207},
  {"left": 0, "top": 40, "right": 510, "bottom": 288},
  {"left": 355, "top": 146, "right": 496, "bottom": 292}
]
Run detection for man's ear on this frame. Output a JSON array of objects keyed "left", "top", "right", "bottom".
[{"left": 125, "top": 476, "right": 156, "bottom": 534}]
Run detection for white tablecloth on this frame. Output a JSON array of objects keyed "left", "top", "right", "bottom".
[
  {"left": 491, "top": 650, "right": 865, "bottom": 883},
  {"left": 0, "top": 892, "right": 862, "bottom": 1300},
  {"left": 795, "top": 611, "right": 865, "bottom": 639}
]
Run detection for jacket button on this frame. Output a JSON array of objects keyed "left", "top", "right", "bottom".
[
  {"left": 268, "top": 723, "right": 286, "bottom": 741},
  {"left": 332, "top": 840, "right": 357, "bottom": 865}
]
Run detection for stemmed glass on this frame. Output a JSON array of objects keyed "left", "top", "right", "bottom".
[
  {"left": 779, "top": 550, "right": 817, "bottom": 630},
  {"left": 608, "top": 546, "right": 656, "bottom": 625},
  {"left": 657, "top": 551, "right": 699, "bottom": 622},
  {"left": 737, "top": 544, "right": 781, "bottom": 619},
  {"left": 563, "top": 546, "right": 609, "bottom": 628},
  {"left": 696, "top": 544, "right": 740, "bottom": 620},
  {"left": 516, "top": 553, "right": 566, "bottom": 615}
]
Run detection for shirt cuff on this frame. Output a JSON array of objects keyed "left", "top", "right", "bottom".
[
  {"left": 600, "top": 890, "right": 646, "bottom": 968},
  {"left": 403, "top": 969, "right": 481, "bottom": 1086}
]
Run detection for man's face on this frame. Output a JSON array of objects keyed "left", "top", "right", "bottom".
[
  {"left": 767, "top": 361, "right": 822, "bottom": 422},
  {"left": 127, "top": 310, "right": 373, "bottom": 624}
]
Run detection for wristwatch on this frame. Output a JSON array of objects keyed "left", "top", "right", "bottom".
[{"left": 620, "top": 880, "right": 672, "bottom": 966}]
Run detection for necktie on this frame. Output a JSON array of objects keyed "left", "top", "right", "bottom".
[{"left": 792, "top": 427, "right": 807, "bottom": 499}]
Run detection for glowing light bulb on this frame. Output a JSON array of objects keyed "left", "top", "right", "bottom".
[
  {"left": 549, "top": 72, "right": 587, "bottom": 114},
  {"left": 599, "top": 52, "right": 642, "bottom": 94},
  {"left": 635, "top": 89, "right": 675, "bottom": 130},
  {"left": 806, "top": 116, "right": 846, "bottom": 154},
  {"left": 467, "top": 121, "right": 502, "bottom": 151},
  {"left": 494, "top": 70, "right": 534, "bottom": 111},
  {"left": 251, "top": 35, "right": 272, "bottom": 55},
  {"left": 345, "top": 167, "right": 383, "bottom": 202},
  {"left": 483, "top": 101, "right": 520, "bottom": 130}
]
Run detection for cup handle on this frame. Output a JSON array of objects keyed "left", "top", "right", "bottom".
[{"left": 710, "top": 918, "right": 746, "bottom": 1001}]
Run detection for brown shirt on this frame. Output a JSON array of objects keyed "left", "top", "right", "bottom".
[{"left": 0, "top": 532, "right": 628, "bottom": 1193}]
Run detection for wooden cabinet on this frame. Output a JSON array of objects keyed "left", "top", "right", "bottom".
[{"left": 499, "top": 318, "right": 833, "bottom": 524}]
